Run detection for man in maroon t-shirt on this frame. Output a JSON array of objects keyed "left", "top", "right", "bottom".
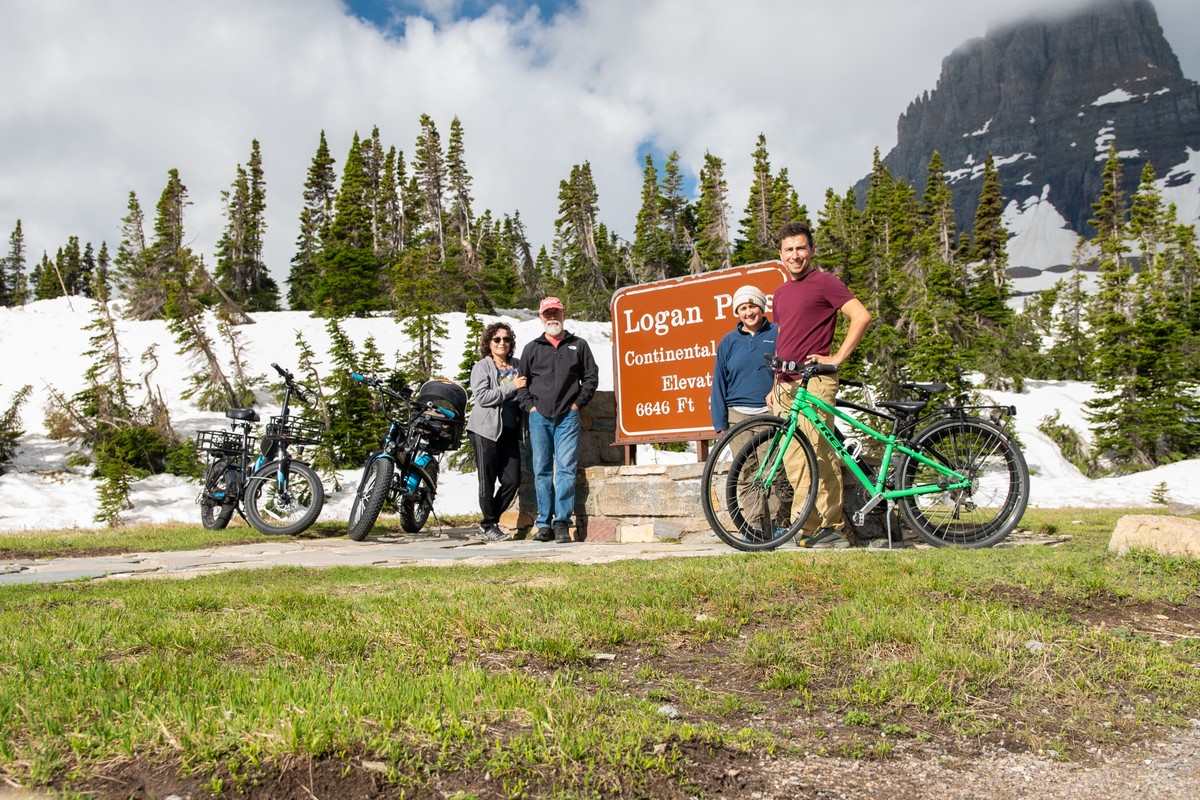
[{"left": 771, "top": 221, "right": 872, "bottom": 548}]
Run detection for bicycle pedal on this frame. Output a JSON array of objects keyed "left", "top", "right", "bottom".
[{"left": 852, "top": 512, "right": 866, "bottom": 526}]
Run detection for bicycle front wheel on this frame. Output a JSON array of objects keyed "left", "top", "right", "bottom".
[
  {"left": 347, "top": 457, "right": 393, "bottom": 541},
  {"left": 244, "top": 460, "right": 325, "bottom": 536},
  {"left": 896, "top": 418, "right": 1029, "bottom": 547},
  {"left": 701, "top": 417, "right": 816, "bottom": 551}
]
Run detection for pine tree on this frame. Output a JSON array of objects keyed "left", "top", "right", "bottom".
[
  {"left": 659, "top": 151, "right": 693, "bottom": 278},
  {"left": 376, "top": 145, "right": 404, "bottom": 267},
  {"left": 33, "top": 251, "right": 63, "bottom": 301},
  {"left": 968, "top": 155, "right": 1012, "bottom": 324},
  {"left": 0, "top": 385, "right": 31, "bottom": 474},
  {"left": 966, "top": 155, "right": 1017, "bottom": 387},
  {"left": 166, "top": 254, "right": 250, "bottom": 412},
  {"left": 732, "top": 133, "right": 777, "bottom": 265},
  {"left": 903, "top": 153, "right": 973, "bottom": 388},
  {"left": 770, "top": 168, "right": 805, "bottom": 233},
  {"left": 312, "top": 134, "right": 385, "bottom": 317},
  {"left": 151, "top": 169, "right": 193, "bottom": 302},
  {"left": 112, "top": 192, "right": 159, "bottom": 319},
  {"left": 288, "top": 132, "right": 337, "bottom": 310},
  {"left": 631, "top": 153, "right": 669, "bottom": 283},
  {"left": 1, "top": 220, "right": 28, "bottom": 306},
  {"left": 215, "top": 140, "right": 279, "bottom": 311},
  {"left": 323, "top": 319, "right": 383, "bottom": 465},
  {"left": 693, "top": 152, "right": 731, "bottom": 272},
  {"left": 446, "top": 117, "right": 475, "bottom": 261},
  {"left": 1084, "top": 146, "right": 1138, "bottom": 464},
  {"left": 79, "top": 242, "right": 97, "bottom": 299},
  {"left": 553, "top": 162, "right": 607, "bottom": 319},
  {"left": 94, "top": 241, "right": 112, "bottom": 303},
  {"left": 853, "top": 150, "right": 914, "bottom": 391},
  {"left": 292, "top": 330, "right": 339, "bottom": 487},
  {"left": 413, "top": 114, "right": 447, "bottom": 265},
  {"left": 1043, "top": 251, "right": 1093, "bottom": 380}
]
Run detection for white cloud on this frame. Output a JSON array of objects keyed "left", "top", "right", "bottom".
[{"left": 2, "top": 0, "right": 1198, "bottom": 296}]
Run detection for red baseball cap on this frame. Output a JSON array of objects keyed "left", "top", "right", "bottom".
[{"left": 538, "top": 296, "right": 564, "bottom": 315}]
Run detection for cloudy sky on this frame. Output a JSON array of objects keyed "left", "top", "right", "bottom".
[{"left": 3, "top": 0, "right": 1198, "bottom": 295}]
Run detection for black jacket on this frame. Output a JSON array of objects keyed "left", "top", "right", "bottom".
[{"left": 517, "top": 331, "right": 599, "bottom": 419}]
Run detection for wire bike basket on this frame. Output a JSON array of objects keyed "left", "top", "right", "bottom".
[
  {"left": 265, "top": 415, "right": 325, "bottom": 445},
  {"left": 195, "top": 430, "right": 244, "bottom": 456}
]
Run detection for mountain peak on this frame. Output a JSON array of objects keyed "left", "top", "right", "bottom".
[{"left": 863, "top": 0, "right": 1200, "bottom": 283}]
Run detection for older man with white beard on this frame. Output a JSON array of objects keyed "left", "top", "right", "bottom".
[{"left": 517, "top": 297, "right": 599, "bottom": 544}]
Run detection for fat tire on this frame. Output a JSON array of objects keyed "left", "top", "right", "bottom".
[
  {"left": 896, "top": 418, "right": 1029, "bottom": 548},
  {"left": 200, "top": 459, "right": 236, "bottom": 530},
  {"left": 399, "top": 489, "right": 432, "bottom": 533},
  {"left": 244, "top": 459, "right": 325, "bottom": 536},
  {"left": 701, "top": 417, "right": 817, "bottom": 551},
  {"left": 348, "top": 457, "right": 393, "bottom": 541}
]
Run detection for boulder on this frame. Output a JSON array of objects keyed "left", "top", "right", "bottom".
[{"left": 1108, "top": 515, "right": 1200, "bottom": 559}]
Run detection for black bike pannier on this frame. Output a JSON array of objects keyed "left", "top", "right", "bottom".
[{"left": 413, "top": 379, "right": 467, "bottom": 453}]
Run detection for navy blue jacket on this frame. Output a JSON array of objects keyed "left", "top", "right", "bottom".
[{"left": 710, "top": 320, "right": 777, "bottom": 431}]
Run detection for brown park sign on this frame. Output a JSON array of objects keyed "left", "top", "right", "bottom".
[{"left": 610, "top": 261, "right": 789, "bottom": 444}]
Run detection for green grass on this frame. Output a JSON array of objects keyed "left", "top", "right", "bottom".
[{"left": 1, "top": 507, "right": 1198, "bottom": 798}]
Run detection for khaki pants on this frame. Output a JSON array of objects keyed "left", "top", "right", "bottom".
[{"left": 774, "top": 375, "right": 843, "bottom": 533}]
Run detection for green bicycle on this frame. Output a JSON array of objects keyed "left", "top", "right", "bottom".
[{"left": 701, "top": 358, "right": 1030, "bottom": 551}]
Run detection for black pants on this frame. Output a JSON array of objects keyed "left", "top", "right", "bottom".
[{"left": 469, "top": 427, "right": 521, "bottom": 526}]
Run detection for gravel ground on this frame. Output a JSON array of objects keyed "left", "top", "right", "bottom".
[{"left": 752, "top": 720, "right": 1200, "bottom": 799}]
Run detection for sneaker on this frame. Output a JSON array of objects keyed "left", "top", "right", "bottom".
[
  {"left": 482, "top": 524, "right": 507, "bottom": 542},
  {"left": 553, "top": 521, "right": 571, "bottom": 543},
  {"left": 476, "top": 523, "right": 491, "bottom": 540},
  {"left": 532, "top": 527, "right": 554, "bottom": 542},
  {"left": 797, "top": 527, "right": 849, "bottom": 549}
]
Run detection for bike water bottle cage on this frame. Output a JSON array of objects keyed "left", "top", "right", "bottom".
[{"left": 226, "top": 408, "right": 260, "bottom": 422}]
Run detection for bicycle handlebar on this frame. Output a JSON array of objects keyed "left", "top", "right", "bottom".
[
  {"left": 766, "top": 354, "right": 839, "bottom": 378},
  {"left": 272, "top": 362, "right": 314, "bottom": 404},
  {"left": 350, "top": 372, "right": 413, "bottom": 404}
]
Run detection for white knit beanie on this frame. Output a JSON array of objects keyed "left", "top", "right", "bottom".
[{"left": 732, "top": 285, "right": 767, "bottom": 312}]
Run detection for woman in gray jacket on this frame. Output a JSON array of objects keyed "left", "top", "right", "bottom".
[{"left": 466, "top": 322, "right": 526, "bottom": 541}]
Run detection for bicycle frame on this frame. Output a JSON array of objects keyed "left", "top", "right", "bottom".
[{"left": 757, "top": 377, "right": 973, "bottom": 515}]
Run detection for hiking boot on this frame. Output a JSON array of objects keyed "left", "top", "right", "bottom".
[
  {"left": 532, "top": 526, "right": 554, "bottom": 542},
  {"left": 553, "top": 522, "right": 572, "bottom": 543},
  {"left": 797, "top": 527, "right": 849, "bottom": 549},
  {"left": 481, "top": 524, "right": 507, "bottom": 542}
]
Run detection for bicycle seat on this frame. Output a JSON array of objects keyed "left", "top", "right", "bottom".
[
  {"left": 877, "top": 399, "right": 928, "bottom": 414},
  {"left": 226, "top": 408, "right": 260, "bottom": 422},
  {"left": 900, "top": 381, "right": 947, "bottom": 396}
]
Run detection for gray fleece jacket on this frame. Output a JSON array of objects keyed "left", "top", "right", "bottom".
[{"left": 465, "top": 356, "right": 522, "bottom": 442}]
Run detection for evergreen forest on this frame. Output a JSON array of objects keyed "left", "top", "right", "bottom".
[{"left": 1, "top": 117, "right": 1198, "bottom": 486}]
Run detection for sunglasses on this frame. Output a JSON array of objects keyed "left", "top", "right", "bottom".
[{"left": 491, "top": 336, "right": 513, "bottom": 344}]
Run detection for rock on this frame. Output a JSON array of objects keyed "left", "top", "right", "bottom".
[{"left": 1108, "top": 515, "right": 1200, "bottom": 559}]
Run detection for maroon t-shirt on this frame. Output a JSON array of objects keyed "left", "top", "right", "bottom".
[{"left": 773, "top": 269, "right": 855, "bottom": 371}]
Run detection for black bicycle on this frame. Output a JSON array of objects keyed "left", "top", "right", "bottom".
[
  {"left": 195, "top": 363, "right": 326, "bottom": 535},
  {"left": 346, "top": 374, "right": 466, "bottom": 540}
]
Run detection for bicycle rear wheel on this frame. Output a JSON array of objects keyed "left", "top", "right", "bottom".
[
  {"left": 896, "top": 418, "right": 1029, "bottom": 547},
  {"left": 244, "top": 459, "right": 325, "bottom": 536},
  {"left": 701, "top": 417, "right": 816, "bottom": 551},
  {"left": 199, "top": 459, "right": 236, "bottom": 530},
  {"left": 348, "top": 457, "right": 393, "bottom": 541}
]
